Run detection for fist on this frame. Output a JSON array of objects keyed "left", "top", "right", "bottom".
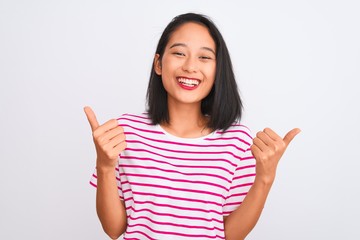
[
  {"left": 250, "top": 127, "right": 300, "bottom": 185},
  {"left": 84, "top": 106, "right": 127, "bottom": 171}
]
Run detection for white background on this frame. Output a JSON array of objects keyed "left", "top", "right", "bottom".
[{"left": 1, "top": 0, "right": 359, "bottom": 239}]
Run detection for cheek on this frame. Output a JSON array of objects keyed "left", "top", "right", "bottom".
[
  {"left": 160, "top": 57, "right": 176, "bottom": 89},
  {"left": 161, "top": 55, "right": 181, "bottom": 74},
  {"left": 206, "top": 63, "right": 216, "bottom": 83}
]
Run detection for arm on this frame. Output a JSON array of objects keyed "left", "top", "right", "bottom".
[
  {"left": 84, "top": 106, "right": 128, "bottom": 239},
  {"left": 223, "top": 178, "right": 272, "bottom": 240},
  {"left": 96, "top": 167, "right": 127, "bottom": 239},
  {"left": 224, "top": 127, "right": 301, "bottom": 240}
]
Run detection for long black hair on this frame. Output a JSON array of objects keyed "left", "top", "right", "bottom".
[{"left": 146, "top": 13, "right": 242, "bottom": 131}]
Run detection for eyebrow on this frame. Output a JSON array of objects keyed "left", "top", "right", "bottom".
[{"left": 169, "top": 43, "right": 216, "bottom": 55}]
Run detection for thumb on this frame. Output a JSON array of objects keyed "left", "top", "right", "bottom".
[
  {"left": 84, "top": 106, "right": 100, "bottom": 131},
  {"left": 283, "top": 128, "right": 301, "bottom": 146}
]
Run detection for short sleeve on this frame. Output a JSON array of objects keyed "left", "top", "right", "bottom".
[
  {"left": 223, "top": 127, "right": 256, "bottom": 216},
  {"left": 89, "top": 162, "right": 124, "bottom": 200}
]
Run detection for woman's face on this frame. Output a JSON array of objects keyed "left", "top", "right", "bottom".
[{"left": 154, "top": 22, "right": 216, "bottom": 107}]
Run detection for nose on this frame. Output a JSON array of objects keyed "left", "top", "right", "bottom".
[{"left": 182, "top": 56, "right": 198, "bottom": 73}]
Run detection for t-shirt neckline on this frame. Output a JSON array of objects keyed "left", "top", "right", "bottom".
[{"left": 155, "top": 124, "right": 216, "bottom": 143}]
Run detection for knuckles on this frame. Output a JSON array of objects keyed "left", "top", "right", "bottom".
[
  {"left": 117, "top": 125, "right": 124, "bottom": 132},
  {"left": 256, "top": 131, "right": 263, "bottom": 138},
  {"left": 111, "top": 119, "right": 118, "bottom": 124},
  {"left": 263, "top": 127, "right": 272, "bottom": 133},
  {"left": 108, "top": 118, "right": 118, "bottom": 127}
]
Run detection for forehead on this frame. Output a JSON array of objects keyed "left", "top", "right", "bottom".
[{"left": 167, "top": 22, "right": 216, "bottom": 50}]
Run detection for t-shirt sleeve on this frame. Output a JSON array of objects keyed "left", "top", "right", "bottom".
[
  {"left": 89, "top": 161, "right": 124, "bottom": 200},
  {"left": 223, "top": 127, "right": 256, "bottom": 216}
]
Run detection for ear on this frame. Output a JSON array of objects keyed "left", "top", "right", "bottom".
[{"left": 154, "top": 54, "right": 162, "bottom": 75}]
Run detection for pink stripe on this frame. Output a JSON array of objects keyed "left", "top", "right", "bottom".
[
  {"left": 119, "top": 164, "right": 231, "bottom": 183},
  {"left": 223, "top": 210, "right": 234, "bottom": 215},
  {"left": 226, "top": 192, "right": 247, "bottom": 199},
  {"left": 126, "top": 206, "right": 223, "bottom": 223},
  {"left": 129, "top": 191, "right": 222, "bottom": 207},
  {"left": 205, "top": 137, "right": 252, "bottom": 146},
  {"left": 126, "top": 140, "right": 244, "bottom": 161},
  {"left": 128, "top": 215, "right": 223, "bottom": 231},
  {"left": 233, "top": 173, "right": 256, "bottom": 180},
  {"left": 122, "top": 113, "right": 150, "bottom": 120},
  {"left": 127, "top": 223, "right": 224, "bottom": 239},
  {"left": 120, "top": 172, "right": 228, "bottom": 191},
  {"left": 215, "top": 130, "right": 252, "bottom": 140},
  {"left": 125, "top": 230, "right": 157, "bottom": 240},
  {"left": 122, "top": 181, "right": 225, "bottom": 199},
  {"left": 120, "top": 124, "right": 163, "bottom": 134},
  {"left": 229, "top": 182, "right": 254, "bottom": 191},
  {"left": 89, "top": 181, "right": 97, "bottom": 187},
  {"left": 236, "top": 164, "right": 256, "bottom": 171},
  {"left": 123, "top": 188, "right": 132, "bottom": 194},
  {"left": 126, "top": 197, "right": 223, "bottom": 215},
  {"left": 241, "top": 156, "right": 255, "bottom": 161},
  {"left": 125, "top": 147, "right": 247, "bottom": 163},
  {"left": 122, "top": 150, "right": 237, "bottom": 167},
  {"left": 119, "top": 117, "right": 153, "bottom": 126},
  {"left": 224, "top": 201, "right": 243, "bottom": 207},
  {"left": 121, "top": 155, "right": 234, "bottom": 175},
  {"left": 125, "top": 131, "right": 247, "bottom": 152}
]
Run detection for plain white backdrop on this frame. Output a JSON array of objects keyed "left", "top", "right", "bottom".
[{"left": 1, "top": 0, "right": 359, "bottom": 239}]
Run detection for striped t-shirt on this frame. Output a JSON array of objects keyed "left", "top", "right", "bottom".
[{"left": 90, "top": 113, "right": 256, "bottom": 240}]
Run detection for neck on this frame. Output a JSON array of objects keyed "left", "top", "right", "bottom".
[{"left": 162, "top": 100, "right": 211, "bottom": 138}]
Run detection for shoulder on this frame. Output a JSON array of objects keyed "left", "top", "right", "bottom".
[
  {"left": 116, "top": 112, "right": 153, "bottom": 127},
  {"left": 214, "top": 122, "right": 253, "bottom": 147},
  {"left": 116, "top": 113, "right": 164, "bottom": 136}
]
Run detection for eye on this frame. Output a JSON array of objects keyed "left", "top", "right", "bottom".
[
  {"left": 173, "top": 52, "right": 185, "bottom": 56},
  {"left": 199, "top": 56, "right": 212, "bottom": 60}
]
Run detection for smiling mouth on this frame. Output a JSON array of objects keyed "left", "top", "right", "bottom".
[{"left": 177, "top": 77, "right": 200, "bottom": 87}]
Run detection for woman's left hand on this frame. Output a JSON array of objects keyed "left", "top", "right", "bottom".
[{"left": 251, "top": 128, "right": 301, "bottom": 185}]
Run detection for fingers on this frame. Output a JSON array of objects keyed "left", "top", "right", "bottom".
[
  {"left": 253, "top": 127, "right": 300, "bottom": 152},
  {"left": 84, "top": 106, "right": 99, "bottom": 131},
  {"left": 252, "top": 135, "right": 268, "bottom": 151},
  {"left": 251, "top": 127, "right": 300, "bottom": 184},
  {"left": 93, "top": 119, "right": 119, "bottom": 138},
  {"left": 283, "top": 128, "right": 301, "bottom": 146},
  {"left": 101, "top": 134, "right": 127, "bottom": 160},
  {"left": 250, "top": 144, "right": 262, "bottom": 158},
  {"left": 103, "top": 131, "right": 126, "bottom": 148},
  {"left": 84, "top": 106, "right": 127, "bottom": 169},
  {"left": 95, "top": 126, "right": 125, "bottom": 147},
  {"left": 113, "top": 141, "right": 127, "bottom": 156},
  {"left": 100, "top": 126, "right": 124, "bottom": 144},
  {"left": 255, "top": 131, "right": 276, "bottom": 149},
  {"left": 263, "top": 128, "right": 282, "bottom": 141}
]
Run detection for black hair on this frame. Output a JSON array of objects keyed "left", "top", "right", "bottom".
[{"left": 146, "top": 13, "right": 242, "bottom": 131}]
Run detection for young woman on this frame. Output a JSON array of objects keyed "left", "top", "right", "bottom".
[{"left": 85, "top": 13, "right": 300, "bottom": 240}]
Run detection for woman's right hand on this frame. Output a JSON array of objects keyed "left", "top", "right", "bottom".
[{"left": 84, "top": 106, "right": 127, "bottom": 172}]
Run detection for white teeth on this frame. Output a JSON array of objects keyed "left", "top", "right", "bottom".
[{"left": 177, "top": 78, "right": 200, "bottom": 86}]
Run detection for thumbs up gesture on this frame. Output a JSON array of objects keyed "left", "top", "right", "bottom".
[
  {"left": 251, "top": 128, "right": 301, "bottom": 185},
  {"left": 84, "top": 106, "right": 127, "bottom": 171}
]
